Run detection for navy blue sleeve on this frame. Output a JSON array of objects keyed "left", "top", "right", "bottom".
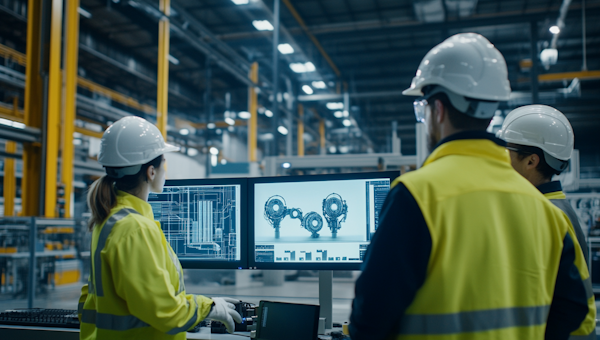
[
  {"left": 349, "top": 183, "right": 432, "bottom": 340},
  {"left": 545, "top": 232, "right": 590, "bottom": 340}
]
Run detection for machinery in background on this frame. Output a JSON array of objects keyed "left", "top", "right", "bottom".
[{"left": 0, "top": 218, "right": 85, "bottom": 303}]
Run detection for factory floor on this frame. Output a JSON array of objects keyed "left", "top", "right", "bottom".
[{"left": 0, "top": 270, "right": 358, "bottom": 324}]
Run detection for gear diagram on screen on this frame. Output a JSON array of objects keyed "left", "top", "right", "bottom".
[{"left": 264, "top": 194, "right": 347, "bottom": 238}]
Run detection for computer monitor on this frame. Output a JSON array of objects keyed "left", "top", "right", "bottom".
[
  {"left": 148, "top": 178, "right": 248, "bottom": 269},
  {"left": 248, "top": 171, "right": 400, "bottom": 270}
]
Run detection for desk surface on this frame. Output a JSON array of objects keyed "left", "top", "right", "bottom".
[{"left": 0, "top": 325, "right": 251, "bottom": 339}]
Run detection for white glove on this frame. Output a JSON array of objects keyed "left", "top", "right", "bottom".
[{"left": 207, "top": 297, "right": 243, "bottom": 334}]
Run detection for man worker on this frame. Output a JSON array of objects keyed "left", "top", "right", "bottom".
[
  {"left": 497, "top": 104, "right": 596, "bottom": 339},
  {"left": 349, "top": 33, "right": 593, "bottom": 340}
]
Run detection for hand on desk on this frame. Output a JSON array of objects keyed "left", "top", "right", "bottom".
[{"left": 208, "top": 297, "right": 242, "bottom": 334}]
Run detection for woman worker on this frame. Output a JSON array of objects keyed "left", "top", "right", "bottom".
[{"left": 78, "top": 116, "right": 241, "bottom": 339}]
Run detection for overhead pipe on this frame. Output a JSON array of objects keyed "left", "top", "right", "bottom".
[{"left": 551, "top": 0, "right": 573, "bottom": 49}]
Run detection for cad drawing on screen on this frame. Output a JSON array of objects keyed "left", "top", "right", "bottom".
[
  {"left": 264, "top": 193, "right": 347, "bottom": 239},
  {"left": 149, "top": 185, "right": 241, "bottom": 262}
]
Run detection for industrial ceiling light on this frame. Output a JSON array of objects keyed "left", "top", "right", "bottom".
[
  {"left": 265, "top": 110, "right": 273, "bottom": 117},
  {"left": 0, "top": 118, "right": 25, "bottom": 129},
  {"left": 179, "top": 128, "right": 189, "bottom": 135},
  {"left": 302, "top": 85, "right": 313, "bottom": 95},
  {"left": 278, "top": 126, "right": 288, "bottom": 135},
  {"left": 278, "top": 43, "right": 294, "bottom": 54},
  {"left": 326, "top": 102, "right": 344, "bottom": 110},
  {"left": 78, "top": 7, "right": 92, "bottom": 18},
  {"left": 231, "top": 0, "right": 249, "bottom": 4},
  {"left": 168, "top": 54, "right": 179, "bottom": 65},
  {"left": 209, "top": 147, "right": 219, "bottom": 155},
  {"left": 289, "top": 62, "right": 316, "bottom": 73},
  {"left": 312, "top": 81, "right": 326, "bottom": 89},
  {"left": 207, "top": 123, "right": 216, "bottom": 129},
  {"left": 282, "top": 162, "right": 291, "bottom": 169},
  {"left": 333, "top": 111, "right": 344, "bottom": 118},
  {"left": 342, "top": 119, "right": 352, "bottom": 127},
  {"left": 187, "top": 148, "right": 199, "bottom": 157},
  {"left": 225, "top": 117, "right": 236, "bottom": 125},
  {"left": 238, "top": 111, "right": 251, "bottom": 119},
  {"left": 252, "top": 20, "right": 274, "bottom": 31},
  {"left": 549, "top": 25, "right": 560, "bottom": 34}
]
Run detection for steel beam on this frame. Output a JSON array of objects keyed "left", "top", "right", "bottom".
[
  {"left": 319, "top": 119, "right": 325, "bottom": 155},
  {"left": 271, "top": 0, "right": 280, "bottom": 157},
  {"left": 60, "top": 0, "right": 80, "bottom": 218},
  {"left": 264, "top": 153, "right": 417, "bottom": 170},
  {"left": 298, "top": 90, "right": 405, "bottom": 102},
  {"left": 44, "top": 0, "right": 64, "bottom": 218},
  {"left": 3, "top": 141, "right": 17, "bottom": 216},
  {"left": 297, "top": 104, "right": 304, "bottom": 157},
  {"left": 248, "top": 62, "right": 258, "bottom": 162},
  {"left": 156, "top": 0, "right": 170, "bottom": 139},
  {"left": 22, "top": 0, "right": 44, "bottom": 217}
]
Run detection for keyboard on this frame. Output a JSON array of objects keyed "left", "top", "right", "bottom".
[{"left": 0, "top": 308, "right": 80, "bottom": 329}]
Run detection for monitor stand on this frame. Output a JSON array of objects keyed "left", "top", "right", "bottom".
[{"left": 318, "top": 270, "right": 333, "bottom": 329}]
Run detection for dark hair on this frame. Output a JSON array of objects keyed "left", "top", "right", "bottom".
[
  {"left": 429, "top": 92, "right": 492, "bottom": 130},
  {"left": 87, "top": 155, "right": 163, "bottom": 230},
  {"left": 510, "top": 144, "right": 560, "bottom": 179}
]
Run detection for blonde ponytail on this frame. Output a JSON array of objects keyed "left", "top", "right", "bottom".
[{"left": 87, "top": 176, "right": 117, "bottom": 230}]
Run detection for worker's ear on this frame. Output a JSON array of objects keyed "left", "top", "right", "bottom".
[
  {"left": 526, "top": 153, "right": 540, "bottom": 170},
  {"left": 433, "top": 99, "right": 446, "bottom": 125},
  {"left": 146, "top": 165, "right": 156, "bottom": 182}
]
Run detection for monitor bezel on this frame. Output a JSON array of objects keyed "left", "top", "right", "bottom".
[
  {"left": 247, "top": 171, "right": 400, "bottom": 270},
  {"left": 157, "top": 177, "right": 248, "bottom": 269}
]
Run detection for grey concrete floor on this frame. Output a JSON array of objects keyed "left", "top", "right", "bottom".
[{"left": 0, "top": 270, "right": 357, "bottom": 325}]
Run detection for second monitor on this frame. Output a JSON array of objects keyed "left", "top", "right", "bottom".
[{"left": 249, "top": 171, "right": 399, "bottom": 270}]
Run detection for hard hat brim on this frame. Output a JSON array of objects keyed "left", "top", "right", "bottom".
[{"left": 402, "top": 86, "right": 423, "bottom": 97}]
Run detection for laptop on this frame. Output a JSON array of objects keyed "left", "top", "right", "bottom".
[{"left": 255, "top": 301, "right": 320, "bottom": 340}]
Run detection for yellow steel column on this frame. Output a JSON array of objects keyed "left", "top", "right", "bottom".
[
  {"left": 319, "top": 119, "right": 325, "bottom": 154},
  {"left": 248, "top": 62, "right": 258, "bottom": 162},
  {"left": 297, "top": 104, "right": 304, "bottom": 157},
  {"left": 60, "top": 0, "right": 80, "bottom": 218},
  {"left": 4, "top": 142, "right": 17, "bottom": 216},
  {"left": 44, "top": 0, "right": 64, "bottom": 217},
  {"left": 156, "top": 0, "right": 170, "bottom": 139},
  {"left": 23, "top": 0, "right": 44, "bottom": 216}
]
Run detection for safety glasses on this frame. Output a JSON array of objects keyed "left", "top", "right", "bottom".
[{"left": 413, "top": 99, "right": 429, "bottom": 123}]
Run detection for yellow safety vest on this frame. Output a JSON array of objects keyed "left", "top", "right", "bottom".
[
  {"left": 78, "top": 191, "right": 213, "bottom": 339},
  {"left": 392, "top": 138, "right": 593, "bottom": 339},
  {"left": 542, "top": 187, "right": 596, "bottom": 340}
]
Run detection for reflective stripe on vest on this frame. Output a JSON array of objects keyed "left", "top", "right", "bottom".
[
  {"left": 81, "top": 309, "right": 149, "bottom": 331},
  {"left": 569, "top": 332, "right": 597, "bottom": 339},
  {"left": 94, "top": 208, "right": 139, "bottom": 297},
  {"left": 78, "top": 302, "right": 84, "bottom": 314},
  {"left": 399, "top": 305, "right": 550, "bottom": 335},
  {"left": 583, "top": 277, "right": 594, "bottom": 300},
  {"left": 167, "top": 246, "right": 185, "bottom": 295},
  {"left": 166, "top": 300, "right": 198, "bottom": 335}
]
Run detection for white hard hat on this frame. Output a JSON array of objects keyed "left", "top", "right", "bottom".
[
  {"left": 403, "top": 33, "right": 511, "bottom": 115},
  {"left": 497, "top": 105, "right": 574, "bottom": 172},
  {"left": 98, "top": 116, "right": 180, "bottom": 178}
]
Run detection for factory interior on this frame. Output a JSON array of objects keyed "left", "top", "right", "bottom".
[{"left": 0, "top": 0, "right": 600, "bottom": 339}]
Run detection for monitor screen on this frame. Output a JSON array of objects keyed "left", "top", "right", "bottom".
[
  {"left": 248, "top": 171, "right": 399, "bottom": 270},
  {"left": 148, "top": 178, "right": 247, "bottom": 269}
]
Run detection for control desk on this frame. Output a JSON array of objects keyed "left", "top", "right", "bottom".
[{"left": 0, "top": 325, "right": 250, "bottom": 339}]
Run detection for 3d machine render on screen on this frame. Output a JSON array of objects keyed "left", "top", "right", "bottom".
[
  {"left": 148, "top": 178, "right": 248, "bottom": 269},
  {"left": 249, "top": 171, "right": 400, "bottom": 270}
]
